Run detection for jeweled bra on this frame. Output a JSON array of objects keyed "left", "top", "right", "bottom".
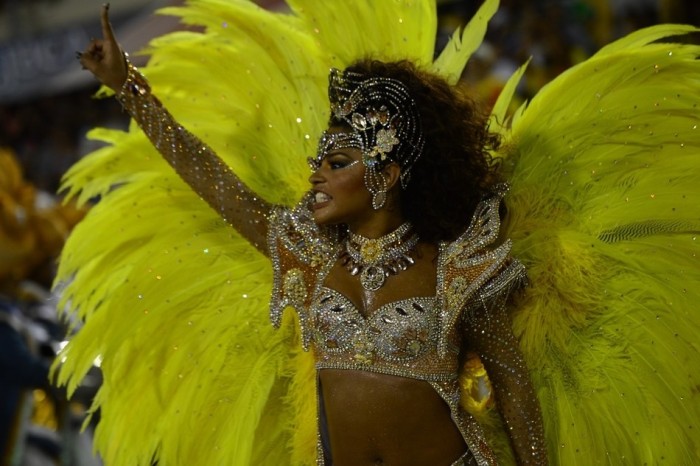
[{"left": 312, "top": 288, "right": 452, "bottom": 378}]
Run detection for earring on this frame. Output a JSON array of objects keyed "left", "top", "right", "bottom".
[
  {"left": 372, "top": 190, "right": 387, "bottom": 210},
  {"left": 371, "top": 174, "right": 388, "bottom": 210}
]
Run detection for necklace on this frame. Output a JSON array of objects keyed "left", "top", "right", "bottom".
[{"left": 342, "top": 222, "right": 419, "bottom": 291}]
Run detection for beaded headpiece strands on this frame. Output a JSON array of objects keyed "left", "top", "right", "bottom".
[
  {"left": 306, "top": 67, "right": 426, "bottom": 291},
  {"left": 308, "top": 68, "right": 426, "bottom": 210}
]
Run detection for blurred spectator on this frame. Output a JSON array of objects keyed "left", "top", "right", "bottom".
[
  {"left": 0, "top": 148, "right": 85, "bottom": 290},
  {"left": 0, "top": 148, "right": 90, "bottom": 465},
  {"left": 0, "top": 295, "right": 54, "bottom": 466}
]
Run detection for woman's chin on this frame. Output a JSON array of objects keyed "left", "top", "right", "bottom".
[
  {"left": 311, "top": 206, "right": 327, "bottom": 223},
  {"left": 312, "top": 212, "right": 333, "bottom": 226},
  {"left": 312, "top": 208, "right": 342, "bottom": 227}
]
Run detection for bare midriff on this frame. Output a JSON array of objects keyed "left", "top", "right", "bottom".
[{"left": 319, "top": 369, "right": 469, "bottom": 466}]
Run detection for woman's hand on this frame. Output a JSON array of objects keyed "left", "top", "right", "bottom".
[{"left": 78, "top": 4, "right": 127, "bottom": 92}]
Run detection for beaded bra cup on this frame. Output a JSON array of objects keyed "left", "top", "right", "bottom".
[{"left": 311, "top": 287, "right": 457, "bottom": 380}]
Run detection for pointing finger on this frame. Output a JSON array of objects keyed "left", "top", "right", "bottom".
[{"left": 100, "top": 3, "right": 117, "bottom": 45}]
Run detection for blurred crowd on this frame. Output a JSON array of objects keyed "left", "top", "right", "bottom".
[
  {"left": 0, "top": 93, "right": 126, "bottom": 195},
  {"left": 0, "top": 0, "right": 698, "bottom": 464},
  {"left": 439, "top": 0, "right": 699, "bottom": 107}
]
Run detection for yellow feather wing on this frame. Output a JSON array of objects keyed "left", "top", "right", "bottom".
[{"left": 496, "top": 24, "right": 700, "bottom": 464}]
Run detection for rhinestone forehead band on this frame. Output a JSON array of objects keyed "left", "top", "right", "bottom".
[{"left": 307, "top": 132, "right": 363, "bottom": 172}]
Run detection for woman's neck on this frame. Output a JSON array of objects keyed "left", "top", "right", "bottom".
[{"left": 346, "top": 211, "right": 406, "bottom": 239}]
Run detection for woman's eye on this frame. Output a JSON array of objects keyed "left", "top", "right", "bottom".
[{"left": 328, "top": 158, "right": 350, "bottom": 169}]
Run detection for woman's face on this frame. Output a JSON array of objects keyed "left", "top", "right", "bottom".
[{"left": 308, "top": 130, "right": 373, "bottom": 227}]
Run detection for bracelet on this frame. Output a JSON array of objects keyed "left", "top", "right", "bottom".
[{"left": 117, "top": 54, "right": 151, "bottom": 103}]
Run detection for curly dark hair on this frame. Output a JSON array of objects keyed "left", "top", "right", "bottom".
[{"left": 343, "top": 59, "right": 503, "bottom": 243}]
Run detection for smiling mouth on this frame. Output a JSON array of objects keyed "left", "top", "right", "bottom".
[{"left": 314, "top": 191, "right": 331, "bottom": 204}]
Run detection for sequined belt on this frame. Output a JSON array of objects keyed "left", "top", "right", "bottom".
[{"left": 315, "top": 361, "right": 458, "bottom": 383}]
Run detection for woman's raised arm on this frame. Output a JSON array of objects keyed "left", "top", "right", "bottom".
[{"left": 78, "top": 4, "right": 273, "bottom": 254}]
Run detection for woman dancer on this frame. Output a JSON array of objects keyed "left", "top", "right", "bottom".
[
  {"left": 75, "top": 5, "right": 546, "bottom": 466},
  {"left": 58, "top": 1, "right": 700, "bottom": 465}
]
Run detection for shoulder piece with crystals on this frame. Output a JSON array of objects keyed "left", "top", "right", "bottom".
[
  {"left": 436, "top": 188, "right": 525, "bottom": 356},
  {"left": 268, "top": 194, "right": 341, "bottom": 349}
]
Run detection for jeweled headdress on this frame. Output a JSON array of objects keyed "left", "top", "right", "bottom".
[{"left": 310, "top": 67, "right": 425, "bottom": 209}]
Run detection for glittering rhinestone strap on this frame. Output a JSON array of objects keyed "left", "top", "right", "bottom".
[
  {"left": 116, "top": 58, "right": 273, "bottom": 253},
  {"left": 118, "top": 59, "right": 150, "bottom": 101}
]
